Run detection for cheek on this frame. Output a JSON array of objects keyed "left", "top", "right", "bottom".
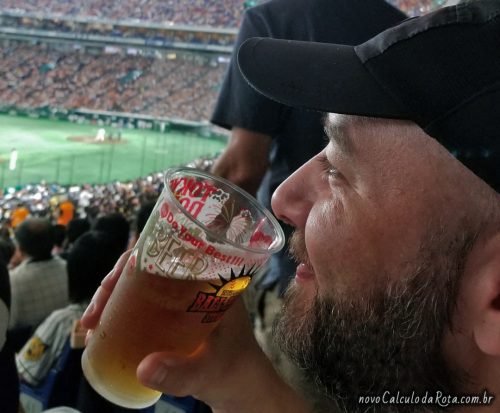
[
  {"left": 304, "top": 199, "right": 386, "bottom": 296},
  {"left": 305, "top": 201, "right": 349, "bottom": 287}
]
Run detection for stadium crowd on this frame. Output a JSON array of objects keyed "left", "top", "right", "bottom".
[
  {"left": 0, "top": 13, "right": 237, "bottom": 47},
  {"left": 0, "top": 44, "right": 226, "bottom": 121},
  {"left": 0, "top": 0, "right": 245, "bottom": 28},
  {"left": 0, "top": 0, "right": 446, "bottom": 30},
  {"left": 0, "top": 154, "right": 215, "bottom": 227},
  {"left": 0, "top": 140, "right": 215, "bottom": 411}
]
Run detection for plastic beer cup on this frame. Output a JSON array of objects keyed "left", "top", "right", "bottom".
[{"left": 81, "top": 167, "right": 285, "bottom": 408}]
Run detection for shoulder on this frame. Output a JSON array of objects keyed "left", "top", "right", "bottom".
[
  {"left": 52, "top": 256, "right": 67, "bottom": 267},
  {"left": 45, "top": 256, "right": 68, "bottom": 272},
  {"left": 54, "top": 304, "right": 85, "bottom": 319},
  {"left": 9, "top": 262, "right": 31, "bottom": 287},
  {"left": 34, "top": 305, "right": 81, "bottom": 338},
  {"left": 9, "top": 261, "right": 26, "bottom": 277}
]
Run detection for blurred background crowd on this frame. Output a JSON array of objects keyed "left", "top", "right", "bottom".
[{"left": 0, "top": 44, "right": 225, "bottom": 122}]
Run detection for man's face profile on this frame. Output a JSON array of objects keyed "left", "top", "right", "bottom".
[{"left": 271, "top": 114, "right": 498, "bottom": 412}]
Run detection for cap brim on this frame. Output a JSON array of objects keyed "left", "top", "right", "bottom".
[{"left": 237, "top": 37, "right": 409, "bottom": 119}]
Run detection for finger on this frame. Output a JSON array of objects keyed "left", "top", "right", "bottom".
[
  {"left": 135, "top": 300, "right": 253, "bottom": 397},
  {"left": 136, "top": 347, "right": 206, "bottom": 397},
  {"left": 101, "top": 250, "right": 131, "bottom": 290},
  {"left": 80, "top": 285, "right": 112, "bottom": 329},
  {"left": 85, "top": 328, "right": 94, "bottom": 347}
]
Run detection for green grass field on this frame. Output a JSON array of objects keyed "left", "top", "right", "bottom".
[{"left": 0, "top": 114, "right": 226, "bottom": 188}]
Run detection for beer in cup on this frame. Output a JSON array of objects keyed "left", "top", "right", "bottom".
[{"left": 81, "top": 167, "right": 285, "bottom": 408}]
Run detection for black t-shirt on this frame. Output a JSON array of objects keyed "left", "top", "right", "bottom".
[
  {"left": 0, "top": 261, "right": 20, "bottom": 413},
  {"left": 212, "top": 0, "right": 406, "bottom": 194},
  {"left": 211, "top": 0, "right": 406, "bottom": 289}
]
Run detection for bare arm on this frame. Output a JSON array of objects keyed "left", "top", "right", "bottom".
[{"left": 211, "top": 127, "right": 272, "bottom": 197}]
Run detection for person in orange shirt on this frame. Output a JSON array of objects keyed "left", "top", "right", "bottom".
[
  {"left": 56, "top": 198, "right": 75, "bottom": 227},
  {"left": 10, "top": 203, "right": 29, "bottom": 229}
]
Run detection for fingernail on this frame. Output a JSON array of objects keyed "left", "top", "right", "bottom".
[
  {"left": 102, "top": 269, "right": 116, "bottom": 284},
  {"left": 85, "top": 329, "right": 93, "bottom": 346},
  {"left": 82, "top": 301, "right": 96, "bottom": 320}
]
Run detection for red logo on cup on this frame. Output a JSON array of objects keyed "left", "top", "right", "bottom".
[
  {"left": 249, "top": 230, "right": 273, "bottom": 248},
  {"left": 160, "top": 202, "right": 169, "bottom": 218}
]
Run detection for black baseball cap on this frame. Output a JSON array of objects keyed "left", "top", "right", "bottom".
[{"left": 237, "top": 0, "right": 500, "bottom": 191}]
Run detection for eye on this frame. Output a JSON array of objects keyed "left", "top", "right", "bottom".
[{"left": 317, "top": 154, "right": 340, "bottom": 180}]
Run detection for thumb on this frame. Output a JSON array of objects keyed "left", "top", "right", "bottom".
[{"left": 136, "top": 346, "right": 207, "bottom": 397}]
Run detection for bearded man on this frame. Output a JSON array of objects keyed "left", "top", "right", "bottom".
[{"left": 82, "top": 1, "right": 500, "bottom": 412}]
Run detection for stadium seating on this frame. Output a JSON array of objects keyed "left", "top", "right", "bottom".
[
  {"left": 0, "top": 0, "right": 245, "bottom": 28},
  {"left": 19, "top": 340, "right": 84, "bottom": 413},
  {"left": 0, "top": 44, "right": 226, "bottom": 122}
]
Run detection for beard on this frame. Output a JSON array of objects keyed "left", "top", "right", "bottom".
[{"left": 274, "top": 231, "right": 475, "bottom": 413}]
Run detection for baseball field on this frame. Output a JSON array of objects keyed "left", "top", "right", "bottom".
[{"left": 0, "top": 114, "right": 226, "bottom": 188}]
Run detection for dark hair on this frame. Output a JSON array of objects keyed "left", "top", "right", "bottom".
[
  {"left": 136, "top": 201, "right": 156, "bottom": 236},
  {"left": 53, "top": 224, "right": 66, "bottom": 248},
  {"left": 93, "top": 213, "right": 130, "bottom": 253},
  {"left": 66, "top": 231, "right": 122, "bottom": 303},
  {"left": 0, "top": 237, "right": 15, "bottom": 264},
  {"left": 66, "top": 218, "right": 90, "bottom": 245},
  {"left": 14, "top": 218, "right": 54, "bottom": 260}
]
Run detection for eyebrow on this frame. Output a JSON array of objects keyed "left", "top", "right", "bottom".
[{"left": 323, "top": 117, "right": 354, "bottom": 157}]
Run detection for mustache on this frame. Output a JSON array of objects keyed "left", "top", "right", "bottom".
[{"left": 288, "top": 230, "right": 312, "bottom": 269}]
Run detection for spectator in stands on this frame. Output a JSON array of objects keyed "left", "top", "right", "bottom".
[
  {"left": 52, "top": 224, "right": 67, "bottom": 256},
  {"left": 59, "top": 218, "right": 91, "bottom": 260},
  {"left": 0, "top": 0, "right": 245, "bottom": 28},
  {"left": 9, "top": 218, "right": 68, "bottom": 332},
  {"left": 0, "top": 243, "right": 20, "bottom": 413},
  {"left": 56, "top": 197, "right": 75, "bottom": 227},
  {"left": 0, "top": 234, "right": 15, "bottom": 266},
  {"left": 210, "top": 0, "right": 405, "bottom": 402},
  {"left": 16, "top": 230, "right": 122, "bottom": 387},
  {"left": 0, "top": 43, "right": 226, "bottom": 122},
  {"left": 10, "top": 201, "right": 30, "bottom": 229},
  {"left": 128, "top": 200, "right": 155, "bottom": 249},
  {"left": 93, "top": 213, "right": 131, "bottom": 254}
]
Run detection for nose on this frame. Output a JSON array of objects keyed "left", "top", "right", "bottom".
[{"left": 271, "top": 158, "right": 316, "bottom": 230}]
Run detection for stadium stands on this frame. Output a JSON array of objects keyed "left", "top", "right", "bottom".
[
  {"left": 0, "top": 12, "right": 238, "bottom": 48},
  {"left": 0, "top": 0, "right": 450, "bottom": 226},
  {"left": 0, "top": 0, "right": 447, "bottom": 30},
  {"left": 0, "top": 44, "right": 226, "bottom": 121},
  {"left": 0, "top": 0, "right": 245, "bottom": 28},
  {"left": 0, "top": 154, "right": 216, "bottom": 230}
]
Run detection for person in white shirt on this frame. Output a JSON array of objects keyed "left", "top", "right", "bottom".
[
  {"left": 17, "top": 230, "right": 123, "bottom": 386},
  {"left": 9, "top": 218, "right": 68, "bottom": 331}
]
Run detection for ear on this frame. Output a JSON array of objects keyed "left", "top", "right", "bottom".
[{"left": 470, "top": 233, "right": 500, "bottom": 356}]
